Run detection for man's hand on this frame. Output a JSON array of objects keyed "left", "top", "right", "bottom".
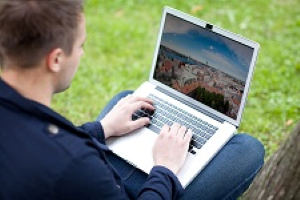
[
  {"left": 153, "top": 123, "right": 192, "bottom": 174},
  {"left": 100, "top": 94, "right": 154, "bottom": 139}
]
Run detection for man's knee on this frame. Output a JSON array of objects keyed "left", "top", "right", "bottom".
[{"left": 233, "top": 133, "right": 265, "bottom": 167}]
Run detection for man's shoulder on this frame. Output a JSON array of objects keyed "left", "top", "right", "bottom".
[
  {"left": 0, "top": 103, "right": 104, "bottom": 199},
  {"left": 0, "top": 89, "right": 97, "bottom": 155},
  {"left": 0, "top": 101, "right": 98, "bottom": 157}
]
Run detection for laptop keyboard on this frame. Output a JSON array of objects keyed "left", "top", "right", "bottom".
[{"left": 132, "top": 94, "right": 219, "bottom": 154}]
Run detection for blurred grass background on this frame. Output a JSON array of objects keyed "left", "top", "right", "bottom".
[{"left": 52, "top": 0, "right": 300, "bottom": 158}]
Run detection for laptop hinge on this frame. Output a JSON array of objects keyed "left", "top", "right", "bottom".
[{"left": 156, "top": 86, "right": 225, "bottom": 123}]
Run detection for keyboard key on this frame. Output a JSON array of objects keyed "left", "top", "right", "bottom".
[
  {"left": 207, "top": 129, "right": 215, "bottom": 135},
  {"left": 190, "top": 139, "right": 203, "bottom": 149},
  {"left": 147, "top": 124, "right": 160, "bottom": 134},
  {"left": 189, "top": 149, "right": 196, "bottom": 154}
]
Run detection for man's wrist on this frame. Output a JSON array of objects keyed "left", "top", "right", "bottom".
[
  {"left": 154, "top": 163, "right": 179, "bottom": 175},
  {"left": 100, "top": 120, "right": 114, "bottom": 139}
]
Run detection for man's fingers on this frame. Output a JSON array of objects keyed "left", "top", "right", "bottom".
[
  {"left": 177, "top": 125, "right": 187, "bottom": 139},
  {"left": 159, "top": 124, "right": 170, "bottom": 136},
  {"left": 129, "top": 117, "right": 150, "bottom": 131},
  {"left": 129, "top": 101, "right": 155, "bottom": 113},
  {"left": 169, "top": 123, "right": 180, "bottom": 135},
  {"left": 124, "top": 95, "right": 153, "bottom": 105},
  {"left": 184, "top": 129, "right": 193, "bottom": 142}
]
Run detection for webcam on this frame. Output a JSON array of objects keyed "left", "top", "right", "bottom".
[{"left": 205, "top": 24, "right": 213, "bottom": 30}]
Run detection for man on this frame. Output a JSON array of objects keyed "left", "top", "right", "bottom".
[{"left": 0, "top": 1, "right": 265, "bottom": 199}]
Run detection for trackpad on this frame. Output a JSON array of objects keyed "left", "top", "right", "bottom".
[{"left": 128, "top": 129, "right": 158, "bottom": 173}]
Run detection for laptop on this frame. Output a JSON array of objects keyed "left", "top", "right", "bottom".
[{"left": 106, "top": 6, "right": 259, "bottom": 188}]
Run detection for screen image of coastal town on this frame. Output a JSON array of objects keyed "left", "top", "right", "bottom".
[{"left": 154, "top": 14, "right": 254, "bottom": 119}]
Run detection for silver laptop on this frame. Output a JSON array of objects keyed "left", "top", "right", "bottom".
[{"left": 107, "top": 6, "right": 259, "bottom": 188}]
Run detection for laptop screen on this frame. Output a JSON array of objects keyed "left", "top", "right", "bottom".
[{"left": 153, "top": 13, "right": 254, "bottom": 120}]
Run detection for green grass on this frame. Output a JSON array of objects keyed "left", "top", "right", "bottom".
[{"left": 52, "top": 0, "right": 300, "bottom": 158}]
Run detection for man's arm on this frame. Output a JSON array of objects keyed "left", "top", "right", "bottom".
[
  {"left": 78, "top": 95, "right": 154, "bottom": 143},
  {"left": 55, "top": 151, "right": 128, "bottom": 200},
  {"left": 78, "top": 121, "right": 106, "bottom": 144},
  {"left": 54, "top": 150, "right": 183, "bottom": 200},
  {"left": 76, "top": 95, "right": 191, "bottom": 199},
  {"left": 138, "top": 166, "right": 184, "bottom": 199}
]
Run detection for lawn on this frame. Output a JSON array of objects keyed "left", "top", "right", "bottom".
[{"left": 52, "top": 0, "right": 300, "bottom": 158}]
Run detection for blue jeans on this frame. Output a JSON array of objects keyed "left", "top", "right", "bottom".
[{"left": 97, "top": 91, "right": 265, "bottom": 200}]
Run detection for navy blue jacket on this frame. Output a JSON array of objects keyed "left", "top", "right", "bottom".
[{"left": 0, "top": 78, "right": 183, "bottom": 200}]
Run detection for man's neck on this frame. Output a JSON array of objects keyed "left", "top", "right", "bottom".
[{"left": 1, "top": 68, "right": 53, "bottom": 106}]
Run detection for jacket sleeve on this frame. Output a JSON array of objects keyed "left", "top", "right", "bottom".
[
  {"left": 54, "top": 150, "right": 184, "bottom": 200},
  {"left": 78, "top": 121, "right": 106, "bottom": 144},
  {"left": 54, "top": 150, "right": 129, "bottom": 200},
  {"left": 138, "top": 166, "right": 184, "bottom": 200}
]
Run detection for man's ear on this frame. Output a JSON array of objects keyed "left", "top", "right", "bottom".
[{"left": 47, "top": 48, "right": 64, "bottom": 73}]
